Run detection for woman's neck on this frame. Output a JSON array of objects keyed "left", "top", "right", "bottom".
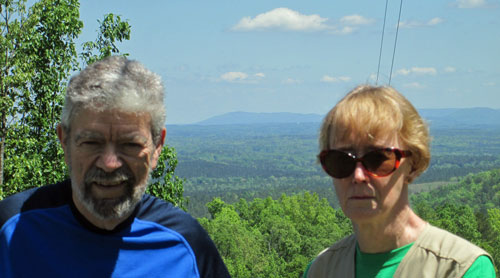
[{"left": 353, "top": 206, "right": 427, "bottom": 253}]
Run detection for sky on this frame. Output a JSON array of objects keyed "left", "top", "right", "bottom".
[{"left": 76, "top": 0, "right": 500, "bottom": 124}]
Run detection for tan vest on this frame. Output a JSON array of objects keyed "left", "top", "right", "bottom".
[{"left": 307, "top": 224, "right": 492, "bottom": 278}]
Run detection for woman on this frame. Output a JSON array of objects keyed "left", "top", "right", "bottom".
[{"left": 303, "top": 85, "right": 495, "bottom": 277}]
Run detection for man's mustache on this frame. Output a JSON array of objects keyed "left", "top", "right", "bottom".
[{"left": 84, "top": 166, "right": 134, "bottom": 186}]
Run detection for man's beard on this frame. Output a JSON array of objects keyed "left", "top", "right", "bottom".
[{"left": 71, "top": 164, "right": 149, "bottom": 222}]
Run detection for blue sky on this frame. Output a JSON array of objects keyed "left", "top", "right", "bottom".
[{"left": 77, "top": 0, "right": 499, "bottom": 124}]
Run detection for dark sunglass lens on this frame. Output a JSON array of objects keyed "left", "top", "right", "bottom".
[
  {"left": 363, "top": 149, "right": 396, "bottom": 175},
  {"left": 323, "top": 150, "right": 356, "bottom": 178}
]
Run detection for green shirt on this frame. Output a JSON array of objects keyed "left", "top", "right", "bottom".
[
  {"left": 354, "top": 243, "right": 495, "bottom": 278},
  {"left": 355, "top": 243, "right": 411, "bottom": 278}
]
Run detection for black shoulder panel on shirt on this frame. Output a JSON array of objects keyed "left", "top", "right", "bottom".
[
  {"left": 0, "top": 180, "right": 71, "bottom": 227},
  {"left": 137, "top": 195, "right": 230, "bottom": 278}
]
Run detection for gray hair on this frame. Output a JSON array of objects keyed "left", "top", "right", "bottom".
[{"left": 61, "top": 56, "right": 166, "bottom": 143}]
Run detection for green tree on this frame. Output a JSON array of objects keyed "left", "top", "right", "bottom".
[
  {"left": 200, "top": 200, "right": 281, "bottom": 278},
  {"left": 482, "top": 208, "right": 500, "bottom": 274},
  {"left": 1, "top": 0, "right": 84, "bottom": 196},
  {"left": 80, "top": 13, "right": 131, "bottom": 66},
  {"left": 418, "top": 202, "right": 482, "bottom": 244},
  {"left": 147, "top": 145, "right": 187, "bottom": 209},
  {"left": 201, "top": 193, "right": 352, "bottom": 278}
]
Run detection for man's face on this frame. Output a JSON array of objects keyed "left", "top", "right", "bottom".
[{"left": 58, "top": 108, "right": 164, "bottom": 222}]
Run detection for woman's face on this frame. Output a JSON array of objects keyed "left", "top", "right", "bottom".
[{"left": 330, "top": 131, "right": 413, "bottom": 224}]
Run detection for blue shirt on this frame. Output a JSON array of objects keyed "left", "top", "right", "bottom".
[{"left": 0, "top": 180, "right": 229, "bottom": 278}]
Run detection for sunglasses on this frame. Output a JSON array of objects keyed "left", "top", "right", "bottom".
[{"left": 319, "top": 147, "right": 412, "bottom": 179}]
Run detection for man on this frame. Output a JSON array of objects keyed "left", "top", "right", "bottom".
[{"left": 0, "top": 56, "right": 230, "bottom": 277}]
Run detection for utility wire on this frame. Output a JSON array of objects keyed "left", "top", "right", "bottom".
[
  {"left": 388, "top": 0, "right": 404, "bottom": 85},
  {"left": 376, "top": 0, "right": 390, "bottom": 85}
]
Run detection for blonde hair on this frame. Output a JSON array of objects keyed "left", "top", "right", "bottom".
[{"left": 319, "top": 85, "right": 430, "bottom": 181}]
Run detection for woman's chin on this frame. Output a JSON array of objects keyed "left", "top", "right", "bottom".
[{"left": 343, "top": 204, "right": 381, "bottom": 223}]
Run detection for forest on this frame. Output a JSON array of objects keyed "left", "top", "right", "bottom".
[
  {"left": 165, "top": 122, "right": 500, "bottom": 276},
  {"left": 166, "top": 123, "right": 500, "bottom": 217}
]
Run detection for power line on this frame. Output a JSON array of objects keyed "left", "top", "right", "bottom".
[
  {"left": 389, "top": 0, "right": 404, "bottom": 85},
  {"left": 376, "top": 0, "right": 390, "bottom": 85}
]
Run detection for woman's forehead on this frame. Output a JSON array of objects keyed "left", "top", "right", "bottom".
[{"left": 329, "top": 128, "right": 401, "bottom": 150}]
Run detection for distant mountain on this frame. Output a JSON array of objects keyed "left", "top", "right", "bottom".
[
  {"left": 193, "top": 108, "right": 500, "bottom": 128},
  {"left": 196, "top": 111, "right": 323, "bottom": 125},
  {"left": 420, "top": 108, "right": 500, "bottom": 128}
]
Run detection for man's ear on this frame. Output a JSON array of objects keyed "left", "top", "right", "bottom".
[
  {"left": 57, "top": 124, "right": 70, "bottom": 165},
  {"left": 57, "top": 124, "right": 68, "bottom": 149},
  {"left": 150, "top": 128, "right": 166, "bottom": 170}
]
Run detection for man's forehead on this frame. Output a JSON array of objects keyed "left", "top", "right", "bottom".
[
  {"left": 74, "top": 129, "right": 148, "bottom": 140},
  {"left": 70, "top": 108, "right": 152, "bottom": 135},
  {"left": 73, "top": 108, "right": 150, "bottom": 123}
]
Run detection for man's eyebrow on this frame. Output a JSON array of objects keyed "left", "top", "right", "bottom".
[
  {"left": 117, "top": 133, "right": 149, "bottom": 143},
  {"left": 74, "top": 131, "right": 103, "bottom": 142}
]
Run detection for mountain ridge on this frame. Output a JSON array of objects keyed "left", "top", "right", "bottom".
[
  {"left": 190, "top": 108, "right": 500, "bottom": 128},
  {"left": 196, "top": 111, "right": 323, "bottom": 125}
]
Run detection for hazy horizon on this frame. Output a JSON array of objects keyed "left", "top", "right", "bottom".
[{"left": 165, "top": 107, "right": 500, "bottom": 126}]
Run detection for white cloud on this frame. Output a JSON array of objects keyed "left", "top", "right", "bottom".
[
  {"left": 321, "top": 75, "right": 336, "bottom": 82},
  {"left": 232, "top": 8, "right": 373, "bottom": 35},
  {"left": 444, "top": 66, "right": 456, "bottom": 73},
  {"left": 330, "top": 14, "right": 374, "bottom": 34},
  {"left": 396, "top": 67, "right": 437, "bottom": 76},
  {"left": 321, "top": 75, "right": 351, "bottom": 83},
  {"left": 399, "top": 17, "right": 443, "bottom": 28},
  {"left": 428, "top": 17, "right": 444, "bottom": 25},
  {"left": 232, "top": 8, "right": 329, "bottom": 31},
  {"left": 283, "top": 78, "right": 301, "bottom": 84},
  {"left": 220, "top": 72, "right": 248, "bottom": 82},
  {"left": 219, "top": 72, "right": 267, "bottom": 83},
  {"left": 484, "top": 82, "right": 496, "bottom": 86},
  {"left": 456, "top": 0, "right": 486, "bottom": 8},
  {"left": 412, "top": 67, "right": 437, "bottom": 75},
  {"left": 396, "top": 68, "right": 412, "bottom": 76},
  {"left": 399, "top": 21, "right": 418, "bottom": 28},
  {"left": 340, "top": 14, "right": 374, "bottom": 25},
  {"left": 332, "top": 26, "right": 356, "bottom": 35},
  {"left": 403, "top": 82, "right": 425, "bottom": 89}
]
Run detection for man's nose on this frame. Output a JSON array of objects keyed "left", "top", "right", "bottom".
[{"left": 96, "top": 145, "right": 123, "bottom": 172}]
